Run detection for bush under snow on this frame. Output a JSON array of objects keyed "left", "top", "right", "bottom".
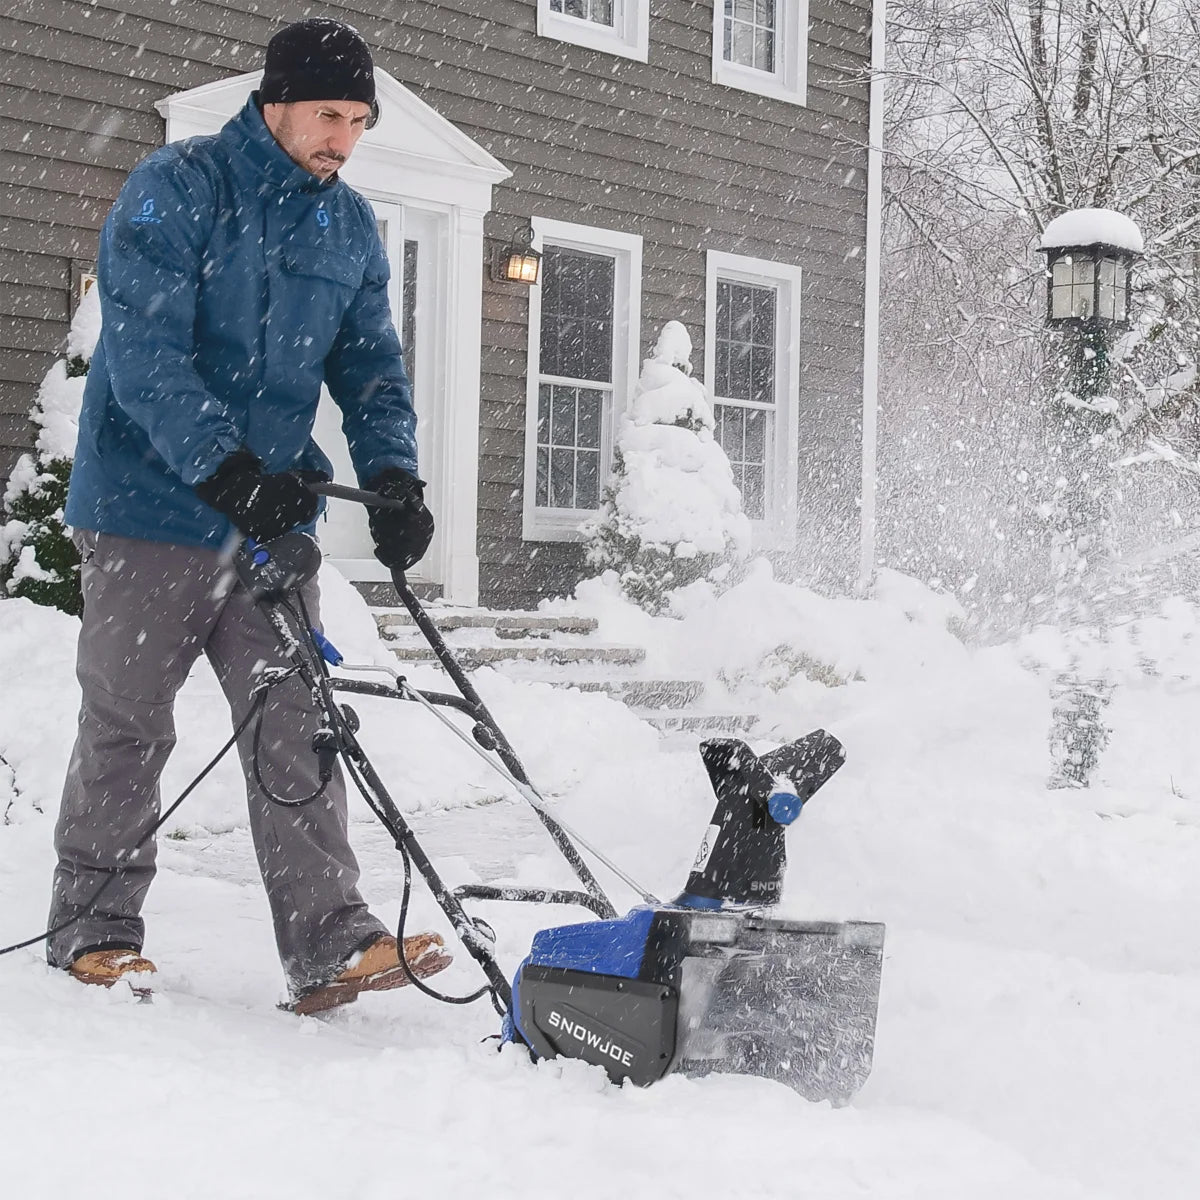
[
  {"left": 585, "top": 321, "right": 749, "bottom": 613},
  {"left": 0, "top": 286, "right": 98, "bottom": 616}
]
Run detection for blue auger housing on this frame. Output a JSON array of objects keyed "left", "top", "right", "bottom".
[{"left": 504, "top": 733, "right": 887, "bottom": 1103}]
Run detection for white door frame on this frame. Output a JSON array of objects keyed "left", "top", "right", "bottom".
[{"left": 156, "top": 69, "right": 511, "bottom": 604}]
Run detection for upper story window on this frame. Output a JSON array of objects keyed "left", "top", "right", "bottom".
[
  {"left": 537, "top": 0, "right": 650, "bottom": 63},
  {"left": 524, "top": 218, "right": 642, "bottom": 541},
  {"left": 705, "top": 250, "right": 804, "bottom": 545},
  {"left": 713, "top": 0, "right": 809, "bottom": 106}
]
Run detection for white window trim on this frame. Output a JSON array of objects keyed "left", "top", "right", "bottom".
[
  {"left": 537, "top": 0, "right": 650, "bottom": 63},
  {"left": 705, "top": 250, "right": 803, "bottom": 550},
  {"left": 712, "top": 0, "right": 809, "bottom": 107},
  {"left": 524, "top": 218, "right": 643, "bottom": 543}
]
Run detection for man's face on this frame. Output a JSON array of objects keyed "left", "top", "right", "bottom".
[{"left": 262, "top": 100, "right": 372, "bottom": 181}]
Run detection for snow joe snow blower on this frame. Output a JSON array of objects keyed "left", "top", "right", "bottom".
[{"left": 25, "top": 479, "right": 879, "bottom": 1100}]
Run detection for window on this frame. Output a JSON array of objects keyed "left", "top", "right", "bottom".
[
  {"left": 1050, "top": 257, "right": 1095, "bottom": 321},
  {"left": 537, "top": 0, "right": 650, "bottom": 62},
  {"left": 525, "top": 219, "right": 642, "bottom": 541},
  {"left": 713, "top": 279, "right": 776, "bottom": 519},
  {"left": 536, "top": 247, "right": 613, "bottom": 512},
  {"left": 712, "top": 0, "right": 809, "bottom": 106},
  {"left": 705, "top": 251, "right": 804, "bottom": 544}
]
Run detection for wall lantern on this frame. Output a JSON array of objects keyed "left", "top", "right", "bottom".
[
  {"left": 1039, "top": 208, "right": 1143, "bottom": 332},
  {"left": 491, "top": 225, "right": 541, "bottom": 285}
]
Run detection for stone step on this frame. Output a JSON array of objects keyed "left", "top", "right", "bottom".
[
  {"left": 634, "top": 710, "right": 759, "bottom": 735},
  {"left": 388, "top": 643, "right": 645, "bottom": 669},
  {"left": 354, "top": 579, "right": 442, "bottom": 606},
  {"left": 509, "top": 675, "right": 704, "bottom": 709},
  {"left": 375, "top": 611, "right": 598, "bottom": 637}
]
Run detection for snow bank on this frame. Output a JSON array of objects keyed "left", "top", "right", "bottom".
[
  {"left": 0, "top": 565, "right": 657, "bottom": 836},
  {"left": 4, "top": 566, "right": 1200, "bottom": 1200},
  {"left": 575, "top": 559, "right": 970, "bottom": 702}
]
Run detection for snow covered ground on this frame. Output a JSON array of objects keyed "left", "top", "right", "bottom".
[{"left": 2, "top": 564, "right": 1198, "bottom": 1199}]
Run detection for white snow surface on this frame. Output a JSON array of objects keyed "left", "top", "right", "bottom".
[
  {"left": 2, "top": 565, "right": 1199, "bottom": 1199},
  {"left": 1040, "top": 208, "right": 1145, "bottom": 254}
]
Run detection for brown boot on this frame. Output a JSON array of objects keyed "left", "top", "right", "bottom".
[
  {"left": 289, "top": 932, "right": 452, "bottom": 1016},
  {"left": 69, "top": 948, "right": 157, "bottom": 998}
]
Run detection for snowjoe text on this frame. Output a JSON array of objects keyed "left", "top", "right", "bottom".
[{"left": 547, "top": 1010, "right": 636, "bottom": 1068}]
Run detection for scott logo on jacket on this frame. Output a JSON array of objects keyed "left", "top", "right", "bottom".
[{"left": 131, "top": 198, "right": 162, "bottom": 225}]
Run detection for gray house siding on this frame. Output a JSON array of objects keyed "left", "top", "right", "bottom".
[{"left": 1, "top": 0, "right": 875, "bottom": 608}]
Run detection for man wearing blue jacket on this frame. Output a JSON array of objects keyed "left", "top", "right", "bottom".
[{"left": 48, "top": 19, "right": 450, "bottom": 1014}]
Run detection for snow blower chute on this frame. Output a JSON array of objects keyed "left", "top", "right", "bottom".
[{"left": 232, "top": 486, "right": 885, "bottom": 1104}]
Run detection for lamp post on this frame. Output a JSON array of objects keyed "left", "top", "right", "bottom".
[
  {"left": 1037, "top": 209, "right": 1142, "bottom": 787},
  {"left": 1039, "top": 209, "right": 1142, "bottom": 410}
]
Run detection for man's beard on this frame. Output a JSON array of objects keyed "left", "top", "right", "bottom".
[{"left": 307, "top": 150, "right": 345, "bottom": 179}]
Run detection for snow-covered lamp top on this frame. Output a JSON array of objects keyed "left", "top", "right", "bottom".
[
  {"left": 1039, "top": 208, "right": 1142, "bottom": 330},
  {"left": 1039, "top": 208, "right": 1144, "bottom": 255}
]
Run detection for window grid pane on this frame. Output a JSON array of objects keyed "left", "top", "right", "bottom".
[
  {"left": 723, "top": 0, "right": 776, "bottom": 72},
  {"left": 540, "top": 246, "right": 616, "bottom": 383},
  {"left": 536, "top": 384, "right": 607, "bottom": 510},
  {"left": 402, "top": 238, "right": 418, "bottom": 386},
  {"left": 551, "top": 0, "right": 616, "bottom": 30},
  {"left": 715, "top": 279, "right": 777, "bottom": 404},
  {"left": 715, "top": 402, "right": 770, "bottom": 521}
]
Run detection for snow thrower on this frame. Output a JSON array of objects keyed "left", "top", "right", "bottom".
[{"left": 231, "top": 481, "right": 886, "bottom": 1103}]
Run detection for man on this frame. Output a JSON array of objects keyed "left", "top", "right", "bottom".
[{"left": 48, "top": 19, "right": 450, "bottom": 1015}]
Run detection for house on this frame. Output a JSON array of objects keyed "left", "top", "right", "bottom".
[{"left": 1, "top": 1, "right": 884, "bottom": 609}]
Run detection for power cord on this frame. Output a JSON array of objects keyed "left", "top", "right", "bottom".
[
  {"left": 4, "top": 599, "right": 504, "bottom": 1014},
  {"left": 339, "top": 750, "right": 498, "bottom": 1010},
  {"left": 0, "top": 690, "right": 269, "bottom": 958}
]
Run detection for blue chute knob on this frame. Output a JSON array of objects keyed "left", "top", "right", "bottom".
[{"left": 767, "top": 784, "right": 803, "bottom": 826}]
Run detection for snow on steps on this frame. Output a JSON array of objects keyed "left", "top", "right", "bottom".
[{"left": 372, "top": 606, "right": 757, "bottom": 737}]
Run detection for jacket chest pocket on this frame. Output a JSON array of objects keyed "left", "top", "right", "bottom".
[
  {"left": 274, "top": 248, "right": 366, "bottom": 363},
  {"left": 282, "top": 248, "right": 365, "bottom": 290}
]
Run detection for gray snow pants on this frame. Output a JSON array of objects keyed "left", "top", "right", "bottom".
[{"left": 47, "top": 531, "right": 386, "bottom": 991}]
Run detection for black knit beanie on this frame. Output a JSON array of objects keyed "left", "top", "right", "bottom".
[{"left": 260, "top": 19, "right": 378, "bottom": 125}]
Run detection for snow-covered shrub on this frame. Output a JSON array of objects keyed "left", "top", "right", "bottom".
[
  {"left": 585, "top": 321, "right": 750, "bottom": 614},
  {"left": 0, "top": 286, "right": 98, "bottom": 616}
]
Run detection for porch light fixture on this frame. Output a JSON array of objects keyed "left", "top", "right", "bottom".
[
  {"left": 491, "top": 225, "right": 541, "bottom": 285},
  {"left": 1039, "top": 208, "right": 1143, "bottom": 332}
]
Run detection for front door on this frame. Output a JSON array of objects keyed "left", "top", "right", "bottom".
[{"left": 315, "top": 201, "right": 444, "bottom": 585}]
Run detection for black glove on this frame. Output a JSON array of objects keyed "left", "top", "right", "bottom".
[
  {"left": 365, "top": 468, "right": 435, "bottom": 571},
  {"left": 194, "top": 449, "right": 320, "bottom": 543}
]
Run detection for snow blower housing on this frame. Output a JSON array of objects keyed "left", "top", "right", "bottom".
[{"left": 504, "top": 735, "right": 886, "bottom": 1102}]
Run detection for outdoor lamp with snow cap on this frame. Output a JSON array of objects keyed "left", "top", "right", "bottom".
[{"left": 1039, "top": 208, "right": 1143, "bottom": 332}]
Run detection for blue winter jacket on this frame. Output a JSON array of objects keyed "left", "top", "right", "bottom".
[{"left": 66, "top": 95, "right": 418, "bottom": 546}]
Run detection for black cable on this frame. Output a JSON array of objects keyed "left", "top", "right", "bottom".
[
  {"left": 250, "top": 693, "right": 331, "bottom": 808},
  {"left": 250, "top": 600, "right": 497, "bottom": 1006},
  {"left": 247, "top": 599, "right": 331, "bottom": 809},
  {"left": 340, "top": 751, "right": 495, "bottom": 1008},
  {"left": 0, "top": 690, "right": 270, "bottom": 958}
]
